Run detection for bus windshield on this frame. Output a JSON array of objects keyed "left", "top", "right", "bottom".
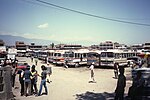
[{"left": 101, "top": 52, "right": 114, "bottom": 58}]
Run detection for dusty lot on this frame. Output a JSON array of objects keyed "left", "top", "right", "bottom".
[{"left": 13, "top": 57, "right": 132, "bottom": 100}]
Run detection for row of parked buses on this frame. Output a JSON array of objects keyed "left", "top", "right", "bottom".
[{"left": 35, "top": 49, "right": 141, "bottom": 68}]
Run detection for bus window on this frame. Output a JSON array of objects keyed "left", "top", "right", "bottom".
[{"left": 107, "top": 52, "right": 114, "bottom": 57}]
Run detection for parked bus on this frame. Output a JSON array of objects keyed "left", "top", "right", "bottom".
[
  {"left": 100, "top": 49, "right": 138, "bottom": 67},
  {"left": 52, "top": 50, "right": 68, "bottom": 66},
  {"left": 38, "top": 50, "right": 48, "bottom": 62},
  {"left": 87, "top": 50, "right": 101, "bottom": 67},
  {"left": 64, "top": 49, "right": 89, "bottom": 67},
  {"left": 0, "top": 46, "right": 7, "bottom": 62},
  {"left": 7, "top": 48, "right": 17, "bottom": 61},
  {"left": 47, "top": 50, "right": 55, "bottom": 63}
]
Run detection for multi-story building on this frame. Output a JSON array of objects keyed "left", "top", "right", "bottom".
[
  {"left": 0, "top": 40, "right": 7, "bottom": 61},
  {"left": 130, "top": 44, "right": 144, "bottom": 50},
  {"left": 144, "top": 42, "right": 150, "bottom": 50},
  {"left": 99, "top": 41, "right": 127, "bottom": 50},
  {"left": 28, "top": 43, "right": 42, "bottom": 51},
  {"left": 0, "top": 40, "right": 4, "bottom": 46},
  {"left": 15, "top": 41, "right": 26, "bottom": 56},
  {"left": 55, "top": 44, "right": 82, "bottom": 50}
]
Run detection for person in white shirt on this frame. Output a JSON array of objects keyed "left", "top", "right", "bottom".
[{"left": 89, "top": 62, "right": 96, "bottom": 83}]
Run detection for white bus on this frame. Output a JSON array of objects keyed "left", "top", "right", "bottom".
[
  {"left": 100, "top": 49, "right": 138, "bottom": 67},
  {"left": 38, "top": 50, "right": 48, "bottom": 62},
  {"left": 64, "top": 49, "right": 89, "bottom": 67},
  {"left": 87, "top": 50, "right": 101, "bottom": 67},
  {"left": 52, "top": 50, "right": 69, "bottom": 66},
  {"left": 7, "top": 48, "right": 17, "bottom": 60},
  {"left": 47, "top": 50, "right": 55, "bottom": 63}
]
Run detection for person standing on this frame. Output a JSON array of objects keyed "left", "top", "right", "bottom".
[
  {"left": 11, "top": 63, "right": 17, "bottom": 87},
  {"left": 23, "top": 65, "right": 32, "bottom": 97},
  {"left": 89, "top": 62, "right": 96, "bottom": 83},
  {"left": 114, "top": 63, "right": 118, "bottom": 79},
  {"left": 31, "top": 65, "right": 38, "bottom": 95},
  {"left": 31, "top": 56, "right": 33, "bottom": 63},
  {"left": 46, "top": 63, "right": 52, "bottom": 83},
  {"left": 114, "top": 67, "right": 126, "bottom": 100},
  {"left": 35, "top": 59, "right": 38, "bottom": 66},
  {"left": 18, "top": 68, "right": 25, "bottom": 96},
  {"left": 38, "top": 65, "right": 48, "bottom": 96}
]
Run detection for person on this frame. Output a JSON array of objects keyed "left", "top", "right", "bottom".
[
  {"left": 11, "top": 63, "right": 17, "bottom": 87},
  {"left": 38, "top": 65, "right": 48, "bottom": 96},
  {"left": 114, "top": 67, "right": 126, "bottom": 100},
  {"left": 46, "top": 63, "right": 52, "bottom": 83},
  {"left": 31, "top": 56, "right": 33, "bottom": 63},
  {"left": 147, "top": 56, "right": 150, "bottom": 67},
  {"left": 31, "top": 65, "right": 38, "bottom": 95},
  {"left": 35, "top": 59, "right": 38, "bottom": 66},
  {"left": 23, "top": 65, "right": 32, "bottom": 97},
  {"left": 128, "top": 71, "right": 145, "bottom": 100},
  {"left": 114, "top": 63, "right": 118, "bottom": 79},
  {"left": 64, "top": 60, "right": 68, "bottom": 69},
  {"left": 89, "top": 62, "right": 96, "bottom": 83},
  {"left": 18, "top": 68, "right": 25, "bottom": 96}
]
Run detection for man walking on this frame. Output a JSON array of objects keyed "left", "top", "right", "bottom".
[{"left": 89, "top": 62, "right": 96, "bottom": 83}]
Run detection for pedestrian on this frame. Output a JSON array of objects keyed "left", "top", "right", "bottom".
[
  {"left": 35, "top": 59, "right": 38, "bottom": 66},
  {"left": 38, "top": 65, "right": 48, "bottom": 96},
  {"left": 89, "top": 62, "right": 96, "bottom": 83},
  {"left": 64, "top": 60, "right": 68, "bottom": 69},
  {"left": 18, "top": 68, "right": 25, "bottom": 96},
  {"left": 11, "top": 63, "right": 17, "bottom": 87},
  {"left": 31, "top": 56, "right": 33, "bottom": 62},
  {"left": 31, "top": 65, "right": 38, "bottom": 95},
  {"left": 23, "top": 65, "right": 32, "bottom": 97},
  {"left": 114, "top": 67, "right": 126, "bottom": 100},
  {"left": 114, "top": 63, "right": 118, "bottom": 79},
  {"left": 46, "top": 63, "right": 52, "bottom": 83},
  {"left": 128, "top": 71, "right": 145, "bottom": 100}
]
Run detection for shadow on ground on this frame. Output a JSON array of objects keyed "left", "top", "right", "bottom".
[{"left": 75, "top": 91, "right": 115, "bottom": 100}]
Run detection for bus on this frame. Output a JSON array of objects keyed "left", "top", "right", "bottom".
[
  {"left": 100, "top": 49, "right": 138, "bottom": 67},
  {"left": 64, "top": 49, "right": 89, "bottom": 67},
  {"left": 52, "top": 50, "right": 68, "bottom": 66},
  {"left": 7, "top": 48, "right": 17, "bottom": 61},
  {"left": 47, "top": 50, "right": 55, "bottom": 63},
  {"left": 87, "top": 50, "right": 101, "bottom": 67},
  {"left": 38, "top": 50, "right": 48, "bottom": 62},
  {"left": 0, "top": 46, "right": 7, "bottom": 63}
]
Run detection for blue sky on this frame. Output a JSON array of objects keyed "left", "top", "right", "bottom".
[{"left": 0, "top": 0, "right": 150, "bottom": 46}]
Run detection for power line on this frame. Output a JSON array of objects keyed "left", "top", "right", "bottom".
[{"left": 25, "top": 0, "right": 150, "bottom": 26}]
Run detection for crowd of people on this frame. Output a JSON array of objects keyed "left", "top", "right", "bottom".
[
  {"left": 18, "top": 64, "right": 52, "bottom": 97},
  {"left": 3, "top": 57, "right": 52, "bottom": 97}
]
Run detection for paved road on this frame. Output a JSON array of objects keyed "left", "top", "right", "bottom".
[{"left": 13, "top": 57, "right": 132, "bottom": 100}]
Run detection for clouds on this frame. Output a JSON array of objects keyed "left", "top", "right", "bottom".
[{"left": 37, "top": 23, "right": 49, "bottom": 29}]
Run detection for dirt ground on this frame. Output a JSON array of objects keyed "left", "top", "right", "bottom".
[{"left": 13, "top": 57, "right": 132, "bottom": 100}]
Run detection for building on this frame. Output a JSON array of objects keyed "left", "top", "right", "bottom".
[
  {"left": 55, "top": 44, "right": 82, "bottom": 50},
  {"left": 0, "top": 40, "right": 4, "bottom": 46},
  {"left": 15, "top": 41, "right": 26, "bottom": 56},
  {"left": 144, "top": 42, "right": 150, "bottom": 50},
  {"left": 0, "top": 40, "right": 7, "bottom": 61},
  {"left": 98, "top": 41, "right": 127, "bottom": 50},
  {"left": 28, "top": 43, "right": 42, "bottom": 51},
  {"left": 130, "top": 44, "right": 144, "bottom": 50}
]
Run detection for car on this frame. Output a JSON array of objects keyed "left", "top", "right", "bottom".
[
  {"left": 127, "top": 56, "right": 143, "bottom": 67},
  {"left": 17, "top": 62, "right": 27, "bottom": 69}
]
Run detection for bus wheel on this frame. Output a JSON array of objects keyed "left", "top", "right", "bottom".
[{"left": 75, "top": 63, "right": 79, "bottom": 68}]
